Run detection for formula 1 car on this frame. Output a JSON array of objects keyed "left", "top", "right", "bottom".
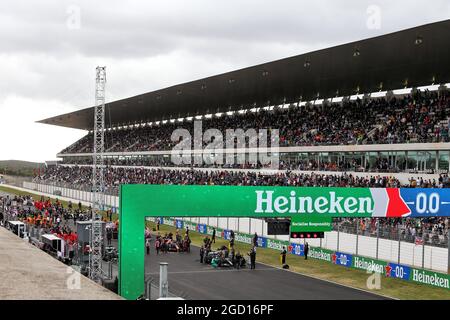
[{"left": 204, "top": 247, "right": 245, "bottom": 268}]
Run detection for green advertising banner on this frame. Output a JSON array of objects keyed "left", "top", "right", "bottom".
[
  {"left": 119, "top": 185, "right": 450, "bottom": 300},
  {"left": 352, "top": 256, "right": 387, "bottom": 274},
  {"left": 235, "top": 232, "right": 253, "bottom": 244},
  {"left": 410, "top": 268, "right": 450, "bottom": 289},
  {"left": 266, "top": 238, "right": 289, "bottom": 251},
  {"left": 291, "top": 215, "right": 332, "bottom": 232},
  {"left": 122, "top": 185, "right": 376, "bottom": 219},
  {"left": 308, "top": 247, "right": 333, "bottom": 262}
]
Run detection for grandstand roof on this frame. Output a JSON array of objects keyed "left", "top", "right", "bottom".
[{"left": 39, "top": 20, "right": 450, "bottom": 130}]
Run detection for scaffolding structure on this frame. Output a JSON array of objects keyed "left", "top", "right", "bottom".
[{"left": 89, "top": 66, "right": 106, "bottom": 281}]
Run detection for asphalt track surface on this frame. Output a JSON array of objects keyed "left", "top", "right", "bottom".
[{"left": 144, "top": 244, "right": 389, "bottom": 300}]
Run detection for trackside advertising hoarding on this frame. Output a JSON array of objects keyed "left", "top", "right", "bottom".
[{"left": 124, "top": 185, "right": 450, "bottom": 218}]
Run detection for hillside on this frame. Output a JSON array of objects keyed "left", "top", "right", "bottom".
[{"left": 0, "top": 160, "right": 45, "bottom": 177}]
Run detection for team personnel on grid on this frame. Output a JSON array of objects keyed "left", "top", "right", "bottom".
[
  {"left": 304, "top": 242, "right": 309, "bottom": 260},
  {"left": 249, "top": 245, "right": 256, "bottom": 269},
  {"left": 281, "top": 246, "right": 287, "bottom": 266}
]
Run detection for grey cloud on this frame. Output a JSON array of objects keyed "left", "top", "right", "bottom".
[
  {"left": 0, "top": 0, "right": 448, "bottom": 108},
  {"left": 1, "top": 0, "right": 448, "bottom": 59}
]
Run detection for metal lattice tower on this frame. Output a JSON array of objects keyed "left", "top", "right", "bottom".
[{"left": 89, "top": 66, "right": 106, "bottom": 281}]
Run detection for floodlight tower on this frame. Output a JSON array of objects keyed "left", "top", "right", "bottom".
[{"left": 89, "top": 66, "right": 106, "bottom": 282}]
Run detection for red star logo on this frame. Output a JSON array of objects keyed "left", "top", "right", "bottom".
[
  {"left": 332, "top": 253, "right": 337, "bottom": 264},
  {"left": 385, "top": 265, "right": 392, "bottom": 277}
]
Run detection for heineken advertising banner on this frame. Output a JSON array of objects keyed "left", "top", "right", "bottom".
[
  {"left": 122, "top": 185, "right": 450, "bottom": 219},
  {"left": 197, "top": 224, "right": 207, "bottom": 234},
  {"left": 352, "top": 256, "right": 387, "bottom": 274},
  {"left": 266, "top": 238, "right": 289, "bottom": 251},
  {"left": 163, "top": 217, "right": 174, "bottom": 225},
  {"left": 235, "top": 232, "right": 252, "bottom": 244},
  {"left": 386, "top": 263, "right": 411, "bottom": 280},
  {"left": 175, "top": 219, "right": 184, "bottom": 229},
  {"left": 185, "top": 221, "right": 197, "bottom": 232},
  {"left": 289, "top": 243, "right": 304, "bottom": 256},
  {"left": 308, "top": 247, "right": 333, "bottom": 262},
  {"left": 206, "top": 226, "right": 215, "bottom": 236},
  {"left": 333, "top": 252, "right": 353, "bottom": 267},
  {"left": 257, "top": 236, "right": 267, "bottom": 248},
  {"left": 222, "top": 229, "right": 231, "bottom": 240},
  {"left": 410, "top": 268, "right": 450, "bottom": 289}
]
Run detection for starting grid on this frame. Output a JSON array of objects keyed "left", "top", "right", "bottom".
[{"left": 152, "top": 216, "right": 450, "bottom": 292}]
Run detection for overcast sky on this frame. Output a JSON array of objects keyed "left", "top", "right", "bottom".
[{"left": 0, "top": 0, "right": 448, "bottom": 162}]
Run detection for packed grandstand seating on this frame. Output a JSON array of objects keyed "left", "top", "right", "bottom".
[
  {"left": 60, "top": 90, "right": 450, "bottom": 155},
  {"left": 60, "top": 155, "right": 427, "bottom": 173}
]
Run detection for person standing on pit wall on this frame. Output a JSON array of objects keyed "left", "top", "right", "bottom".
[{"left": 304, "top": 242, "right": 309, "bottom": 260}]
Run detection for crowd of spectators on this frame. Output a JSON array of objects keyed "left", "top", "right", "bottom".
[
  {"left": 336, "top": 216, "right": 449, "bottom": 247},
  {"left": 32, "top": 164, "right": 450, "bottom": 244},
  {"left": 35, "top": 165, "right": 450, "bottom": 196},
  {"left": 0, "top": 195, "right": 80, "bottom": 250},
  {"left": 60, "top": 90, "right": 450, "bottom": 155}
]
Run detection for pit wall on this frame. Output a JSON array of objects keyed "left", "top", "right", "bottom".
[{"left": 151, "top": 217, "right": 449, "bottom": 291}]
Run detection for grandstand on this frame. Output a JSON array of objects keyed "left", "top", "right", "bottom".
[{"left": 36, "top": 21, "right": 450, "bottom": 185}]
